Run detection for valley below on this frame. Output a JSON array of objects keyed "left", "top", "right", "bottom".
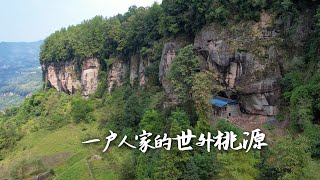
[{"left": 0, "top": 41, "right": 42, "bottom": 111}]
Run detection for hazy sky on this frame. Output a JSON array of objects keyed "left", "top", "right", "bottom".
[{"left": 0, "top": 0, "right": 161, "bottom": 42}]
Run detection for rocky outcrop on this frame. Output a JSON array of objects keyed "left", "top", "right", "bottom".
[
  {"left": 40, "top": 13, "right": 287, "bottom": 116},
  {"left": 42, "top": 61, "right": 80, "bottom": 94},
  {"left": 107, "top": 60, "right": 126, "bottom": 92},
  {"left": 139, "top": 57, "right": 149, "bottom": 86},
  {"left": 159, "top": 43, "right": 177, "bottom": 100},
  {"left": 239, "top": 79, "right": 280, "bottom": 116},
  {"left": 129, "top": 54, "right": 150, "bottom": 87},
  {"left": 81, "top": 58, "right": 100, "bottom": 96},
  {"left": 34, "top": 171, "right": 53, "bottom": 180},
  {"left": 106, "top": 54, "right": 150, "bottom": 92},
  {"left": 194, "top": 14, "right": 283, "bottom": 116},
  {"left": 159, "top": 43, "right": 177, "bottom": 85},
  {"left": 130, "top": 55, "right": 139, "bottom": 86},
  {"left": 42, "top": 58, "right": 99, "bottom": 97}
]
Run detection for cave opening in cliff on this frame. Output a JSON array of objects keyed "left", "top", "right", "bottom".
[
  {"left": 230, "top": 94, "right": 239, "bottom": 100},
  {"left": 216, "top": 92, "right": 239, "bottom": 101},
  {"left": 217, "top": 91, "right": 227, "bottom": 98}
]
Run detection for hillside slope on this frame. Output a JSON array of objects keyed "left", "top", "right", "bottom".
[{"left": 1, "top": 1, "right": 320, "bottom": 179}]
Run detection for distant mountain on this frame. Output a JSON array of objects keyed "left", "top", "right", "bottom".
[{"left": 0, "top": 41, "right": 43, "bottom": 110}]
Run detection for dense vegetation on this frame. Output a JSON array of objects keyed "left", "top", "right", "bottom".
[
  {"left": 40, "top": 0, "right": 311, "bottom": 65},
  {"left": 1, "top": 0, "right": 320, "bottom": 179}
]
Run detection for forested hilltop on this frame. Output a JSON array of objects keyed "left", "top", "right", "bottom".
[{"left": 1, "top": 0, "right": 320, "bottom": 179}]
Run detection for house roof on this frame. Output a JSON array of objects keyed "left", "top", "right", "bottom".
[{"left": 209, "top": 96, "right": 238, "bottom": 108}]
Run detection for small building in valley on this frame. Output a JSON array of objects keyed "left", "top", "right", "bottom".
[{"left": 210, "top": 96, "right": 240, "bottom": 119}]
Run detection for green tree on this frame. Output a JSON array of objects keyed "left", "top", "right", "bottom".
[
  {"left": 167, "top": 44, "right": 200, "bottom": 103},
  {"left": 217, "top": 150, "right": 260, "bottom": 180},
  {"left": 269, "top": 135, "right": 311, "bottom": 180},
  {"left": 71, "top": 97, "right": 94, "bottom": 123},
  {"left": 123, "top": 93, "right": 143, "bottom": 127},
  {"left": 192, "top": 118, "right": 218, "bottom": 179},
  {"left": 214, "top": 119, "right": 261, "bottom": 179},
  {"left": 154, "top": 111, "right": 191, "bottom": 179},
  {"left": 192, "top": 70, "right": 223, "bottom": 119},
  {"left": 0, "top": 121, "right": 21, "bottom": 150},
  {"left": 181, "top": 159, "right": 200, "bottom": 180},
  {"left": 139, "top": 109, "right": 164, "bottom": 133}
]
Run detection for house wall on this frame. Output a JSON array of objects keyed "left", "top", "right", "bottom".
[
  {"left": 213, "top": 106, "right": 225, "bottom": 117},
  {"left": 226, "top": 104, "right": 240, "bottom": 117},
  {"left": 213, "top": 104, "right": 240, "bottom": 119}
]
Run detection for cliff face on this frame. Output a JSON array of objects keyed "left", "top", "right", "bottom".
[
  {"left": 107, "top": 60, "right": 126, "bottom": 92},
  {"left": 138, "top": 56, "right": 149, "bottom": 86},
  {"left": 42, "top": 13, "right": 287, "bottom": 116},
  {"left": 129, "top": 54, "right": 150, "bottom": 87},
  {"left": 157, "top": 14, "right": 283, "bottom": 116},
  {"left": 106, "top": 55, "right": 150, "bottom": 93},
  {"left": 81, "top": 58, "right": 100, "bottom": 96},
  {"left": 130, "top": 54, "right": 140, "bottom": 86},
  {"left": 42, "top": 58, "right": 99, "bottom": 97},
  {"left": 193, "top": 14, "right": 282, "bottom": 116},
  {"left": 159, "top": 43, "right": 177, "bottom": 101}
]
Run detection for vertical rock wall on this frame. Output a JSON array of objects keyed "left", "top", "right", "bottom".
[
  {"left": 81, "top": 58, "right": 100, "bottom": 96},
  {"left": 193, "top": 14, "right": 282, "bottom": 116},
  {"left": 158, "top": 43, "right": 177, "bottom": 100},
  {"left": 107, "top": 60, "right": 127, "bottom": 93},
  {"left": 42, "top": 58, "right": 99, "bottom": 97}
]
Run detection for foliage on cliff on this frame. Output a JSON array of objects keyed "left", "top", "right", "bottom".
[
  {"left": 40, "top": 4, "right": 163, "bottom": 64},
  {"left": 40, "top": 0, "right": 318, "bottom": 64},
  {"left": 281, "top": 6, "right": 320, "bottom": 159}
]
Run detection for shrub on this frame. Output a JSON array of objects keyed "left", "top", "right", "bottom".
[{"left": 71, "top": 97, "right": 94, "bottom": 123}]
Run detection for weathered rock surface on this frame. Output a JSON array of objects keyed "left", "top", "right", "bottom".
[
  {"left": 194, "top": 14, "right": 282, "bottom": 116},
  {"left": 128, "top": 54, "right": 150, "bottom": 87},
  {"left": 42, "top": 58, "right": 99, "bottom": 97},
  {"left": 159, "top": 43, "right": 177, "bottom": 85},
  {"left": 130, "top": 54, "right": 139, "bottom": 86},
  {"left": 81, "top": 58, "right": 100, "bottom": 96},
  {"left": 106, "top": 54, "right": 150, "bottom": 92},
  {"left": 238, "top": 79, "right": 280, "bottom": 115},
  {"left": 139, "top": 57, "right": 149, "bottom": 86},
  {"left": 157, "top": 15, "right": 282, "bottom": 115},
  {"left": 41, "top": 13, "right": 290, "bottom": 116},
  {"left": 42, "top": 61, "right": 80, "bottom": 94},
  {"left": 107, "top": 60, "right": 126, "bottom": 92},
  {"left": 159, "top": 43, "right": 177, "bottom": 101},
  {"left": 33, "top": 171, "right": 53, "bottom": 180}
]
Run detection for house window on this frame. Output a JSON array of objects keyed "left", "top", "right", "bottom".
[{"left": 229, "top": 113, "right": 231, "bottom": 117}]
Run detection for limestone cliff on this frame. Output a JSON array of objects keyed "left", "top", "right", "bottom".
[
  {"left": 130, "top": 54, "right": 140, "bottom": 86},
  {"left": 107, "top": 60, "right": 126, "bottom": 92},
  {"left": 81, "top": 58, "right": 100, "bottom": 96},
  {"left": 159, "top": 43, "right": 177, "bottom": 100},
  {"left": 106, "top": 55, "right": 150, "bottom": 93},
  {"left": 157, "top": 14, "right": 284, "bottom": 116},
  {"left": 129, "top": 54, "right": 150, "bottom": 87},
  {"left": 194, "top": 14, "right": 283, "bottom": 116},
  {"left": 42, "top": 58, "right": 99, "bottom": 97},
  {"left": 138, "top": 57, "right": 149, "bottom": 87},
  {"left": 41, "top": 13, "right": 289, "bottom": 116}
]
